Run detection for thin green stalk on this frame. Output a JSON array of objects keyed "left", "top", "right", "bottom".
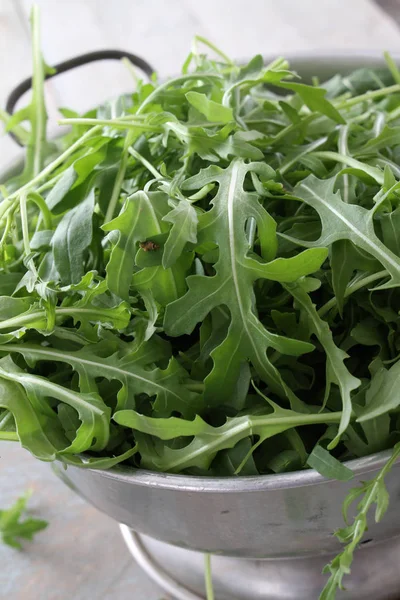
[
  {"left": 28, "top": 192, "right": 52, "bottom": 230},
  {"left": 0, "top": 125, "right": 101, "bottom": 222},
  {"left": 0, "top": 216, "right": 12, "bottom": 248},
  {"left": 384, "top": 51, "right": 400, "bottom": 85},
  {"left": 121, "top": 57, "right": 140, "bottom": 84},
  {"left": 311, "top": 151, "right": 384, "bottom": 184},
  {"left": 30, "top": 5, "right": 46, "bottom": 177},
  {"left": 104, "top": 130, "right": 135, "bottom": 224},
  {"left": 19, "top": 192, "right": 37, "bottom": 277},
  {"left": 0, "top": 306, "right": 126, "bottom": 332},
  {"left": 128, "top": 148, "right": 162, "bottom": 180},
  {"left": 204, "top": 554, "right": 215, "bottom": 600},
  {"left": 58, "top": 117, "right": 158, "bottom": 131},
  {"left": 318, "top": 270, "right": 387, "bottom": 317},
  {"left": 335, "top": 84, "right": 400, "bottom": 110},
  {"left": 338, "top": 124, "right": 350, "bottom": 203},
  {"left": 193, "top": 35, "right": 234, "bottom": 66}
]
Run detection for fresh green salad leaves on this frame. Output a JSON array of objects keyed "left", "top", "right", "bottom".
[
  {"left": 0, "top": 491, "right": 48, "bottom": 549},
  {"left": 2, "top": 11, "right": 400, "bottom": 598}
]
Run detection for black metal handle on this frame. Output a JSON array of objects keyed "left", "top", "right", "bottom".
[{"left": 5, "top": 49, "right": 155, "bottom": 146}]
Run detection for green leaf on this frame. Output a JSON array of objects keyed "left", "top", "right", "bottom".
[
  {"left": 290, "top": 175, "right": 400, "bottom": 288},
  {"left": 103, "top": 190, "right": 170, "bottom": 301},
  {"left": 51, "top": 189, "right": 94, "bottom": 285},
  {"left": 286, "top": 282, "right": 361, "bottom": 447},
  {"left": 379, "top": 207, "right": 400, "bottom": 256},
  {"left": 0, "top": 371, "right": 58, "bottom": 460},
  {"left": 330, "top": 240, "right": 379, "bottom": 315},
  {"left": 0, "top": 356, "right": 110, "bottom": 453},
  {"left": 321, "top": 443, "right": 400, "bottom": 599},
  {"left": 357, "top": 361, "right": 400, "bottom": 421},
  {"left": 186, "top": 91, "right": 234, "bottom": 123},
  {"left": 162, "top": 199, "right": 198, "bottom": 268},
  {"left": 275, "top": 81, "right": 345, "bottom": 124},
  {"left": 114, "top": 405, "right": 342, "bottom": 472},
  {"left": 164, "top": 160, "right": 327, "bottom": 408},
  {"left": 307, "top": 445, "right": 354, "bottom": 481},
  {"left": 0, "top": 491, "right": 48, "bottom": 549},
  {"left": 5, "top": 341, "right": 203, "bottom": 419},
  {"left": 355, "top": 125, "right": 400, "bottom": 156}
]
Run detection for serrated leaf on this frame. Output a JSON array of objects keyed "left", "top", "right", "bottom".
[
  {"left": 186, "top": 91, "right": 233, "bottom": 123},
  {"left": 51, "top": 189, "right": 94, "bottom": 285},
  {"left": 114, "top": 404, "right": 342, "bottom": 472},
  {"left": 162, "top": 199, "right": 198, "bottom": 268},
  {"left": 5, "top": 341, "right": 202, "bottom": 419},
  {"left": 164, "top": 160, "right": 327, "bottom": 408},
  {"left": 290, "top": 175, "right": 400, "bottom": 288},
  {"left": 103, "top": 190, "right": 170, "bottom": 301},
  {"left": 286, "top": 282, "right": 361, "bottom": 446},
  {"left": 357, "top": 361, "right": 400, "bottom": 421}
]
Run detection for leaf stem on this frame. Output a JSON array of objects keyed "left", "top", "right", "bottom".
[
  {"left": 19, "top": 192, "right": 38, "bottom": 277},
  {"left": 318, "top": 270, "right": 388, "bottom": 317},
  {"left": 128, "top": 148, "right": 162, "bottom": 181},
  {"left": 384, "top": 51, "right": 400, "bottom": 85},
  {"left": 104, "top": 130, "right": 135, "bottom": 224},
  {"left": 310, "top": 151, "right": 384, "bottom": 184},
  {"left": 192, "top": 35, "right": 234, "bottom": 66},
  {"left": 335, "top": 84, "right": 400, "bottom": 110},
  {"left": 0, "top": 126, "right": 101, "bottom": 221},
  {"left": 204, "top": 553, "right": 215, "bottom": 600},
  {"left": 28, "top": 192, "right": 52, "bottom": 229},
  {"left": 30, "top": 5, "right": 46, "bottom": 177}
]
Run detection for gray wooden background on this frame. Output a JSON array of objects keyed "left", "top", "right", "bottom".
[{"left": 1, "top": 1, "right": 400, "bottom": 598}]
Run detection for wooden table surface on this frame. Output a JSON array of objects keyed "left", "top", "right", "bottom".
[{"left": 1, "top": 1, "right": 400, "bottom": 598}]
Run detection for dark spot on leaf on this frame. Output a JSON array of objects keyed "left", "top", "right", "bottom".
[{"left": 139, "top": 240, "right": 160, "bottom": 252}]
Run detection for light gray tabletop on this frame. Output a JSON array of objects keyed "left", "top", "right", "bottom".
[{"left": 1, "top": 1, "right": 400, "bottom": 598}]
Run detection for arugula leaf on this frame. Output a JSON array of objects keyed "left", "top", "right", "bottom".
[
  {"left": 51, "top": 189, "right": 94, "bottom": 285},
  {"left": 286, "top": 281, "right": 361, "bottom": 447},
  {"left": 162, "top": 199, "right": 198, "bottom": 268},
  {"left": 357, "top": 361, "right": 400, "bottom": 421},
  {"left": 186, "top": 91, "right": 234, "bottom": 123},
  {"left": 114, "top": 404, "right": 342, "bottom": 472},
  {"left": 307, "top": 445, "right": 354, "bottom": 481},
  {"left": 103, "top": 190, "right": 169, "bottom": 301},
  {"left": 165, "top": 160, "right": 327, "bottom": 407},
  {"left": 288, "top": 175, "right": 400, "bottom": 289},
  {"left": 5, "top": 342, "right": 203, "bottom": 419},
  {"left": 0, "top": 491, "right": 48, "bottom": 549},
  {"left": 321, "top": 443, "right": 400, "bottom": 599}
]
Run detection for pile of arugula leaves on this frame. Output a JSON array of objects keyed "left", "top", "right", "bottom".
[{"left": 2, "top": 7, "right": 400, "bottom": 597}]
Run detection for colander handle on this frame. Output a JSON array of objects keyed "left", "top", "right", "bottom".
[{"left": 5, "top": 49, "right": 155, "bottom": 146}]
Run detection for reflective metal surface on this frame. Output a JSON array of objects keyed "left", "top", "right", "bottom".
[
  {"left": 58, "top": 450, "right": 400, "bottom": 558},
  {"left": 121, "top": 527, "right": 400, "bottom": 600}
]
